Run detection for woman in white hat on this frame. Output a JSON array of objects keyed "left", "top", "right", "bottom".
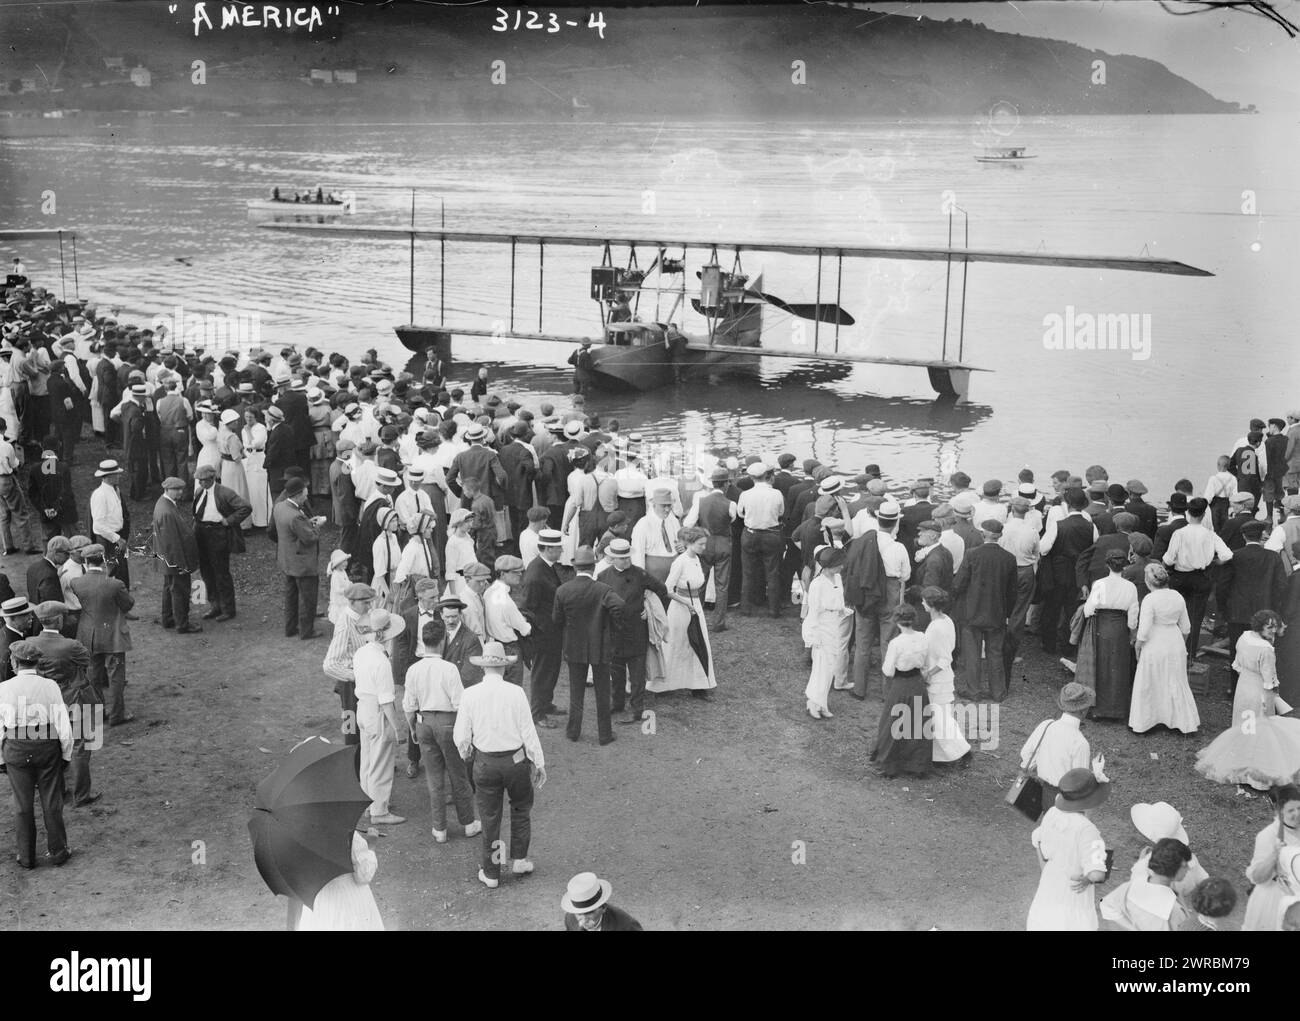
[
  {"left": 1026, "top": 767, "right": 1111, "bottom": 931},
  {"left": 194, "top": 401, "right": 222, "bottom": 479},
  {"left": 1100, "top": 801, "right": 1208, "bottom": 929},
  {"left": 648, "top": 526, "right": 716, "bottom": 698},
  {"left": 561, "top": 872, "right": 643, "bottom": 931},
  {"left": 370, "top": 507, "right": 404, "bottom": 611},
  {"left": 216, "top": 407, "right": 252, "bottom": 529},
  {"left": 241, "top": 407, "right": 271, "bottom": 529},
  {"left": 392, "top": 511, "right": 441, "bottom": 617},
  {"left": 444, "top": 507, "right": 477, "bottom": 593}
]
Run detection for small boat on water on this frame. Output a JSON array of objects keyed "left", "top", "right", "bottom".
[
  {"left": 975, "top": 146, "right": 1036, "bottom": 163},
  {"left": 247, "top": 189, "right": 355, "bottom": 216}
]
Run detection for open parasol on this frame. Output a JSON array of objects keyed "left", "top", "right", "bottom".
[{"left": 248, "top": 736, "right": 369, "bottom": 909}]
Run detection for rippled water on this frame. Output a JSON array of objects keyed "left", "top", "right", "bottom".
[{"left": 2, "top": 114, "right": 1295, "bottom": 495}]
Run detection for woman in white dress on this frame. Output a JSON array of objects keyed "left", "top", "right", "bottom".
[
  {"left": 922, "top": 586, "right": 972, "bottom": 765},
  {"left": 194, "top": 402, "right": 222, "bottom": 479},
  {"left": 648, "top": 527, "right": 716, "bottom": 697},
  {"left": 242, "top": 407, "right": 270, "bottom": 529},
  {"left": 1195, "top": 610, "right": 1300, "bottom": 790},
  {"left": 1128, "top": 563, "right": 1200, "bottom": 734},
  {"left": 86, "top": 349, "right": 104, "bottom": 436},
  {"left": 802, "top": 546, "right": 853, "bottom": 719},
  {"left": 1237, "top": 784, "right": 1300, "bottom": 931},
  {"left": 1026, "top": 768, "right": 1111, "bottom": 931},
  {"left": 294, "top": 831, "right": 384, "bottom": 931},
  {"left": 371, "top": 507, "right": 404, "bottom": 612},
  {"left": 444, "top": 508, "right": 478, "bottom": 595},
  {"left": 217, "top": 409, "right": 252, "bottom": 530},
  {"left": 392, "top": 511, "right": 441, "bottom": 617}
]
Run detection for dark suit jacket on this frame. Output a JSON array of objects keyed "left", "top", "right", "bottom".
[
  {"left": 0, "top": 571, "right": 13, "bottom": 605},
  {"left": 277, "top": 390, "right": 313, "bottom": 451},
  {"left": 152, "top": 495, "right": 199, "bottom": 575},
  {"left": 842, "top": 530, "right": 886, "bottom": 611},
  {"left": 498, "top": 440, "right": 539, "bottom": 510},
  {"left": 69, "top": 570, "right": 134, "bottom": 653},
  {"left": 522, "top": 556, "right": 569, "bottom": 637},
  {"left": 538, "top": 440, "right": 579, "bottom": 506},
  {"left": 953, "top": 519, "right": 983, "bottom": 551},
  {"left": 25, "top": 557, "right": 64, "bottom": 605},
  {"left": 1225, "top": 544, "right": 1288, "bottom": 624},
  {"left": 898, "top": 500, "right": 934, "bottom": 557},
  {"left": 442, "top": 623, "right": 483, "bottom": 687},
  {"left": 553, "top": 574, "right": 625, "bottom": 664},
  {"left": 951, "top": 541, "right": 1018, "bottom": 627},
  {"left": 0, "top": 623, "right": 32, "bottom": 681},
  {"left": 272, "top": 497, "right": 320, "bottom": 577},
  {"left": 1124, "top": 497, "right": 1158, "bottom": 539},
  {"left": 193, "top": 483, "right": 252, "bottom": 554},
  {"left": 264, "top": 424, "right": 297, "bottom": 493},
  {"left": 1153, "top": 517, "right": 1188, "bottom": 561},
  {"left": 1219, "top": 511, "right": 1255, "bottom": 552},
  {"left": 1078, "top": 532, "right": 1132, "bottom": 590},
  {"left": 27, "top": 628, "right": 96, "bottom": 704},
  {"left": 600, "top": 564, "right": 669, "bottom": 656},
  {"left": 563, "top": 904, "right": 643, "bottom": 931},
  {"left": 916, "top": 543, "right": 954, "bottom": 592},
  {"left": 447, "top": 444, "right": 508, "bottom": 507}
]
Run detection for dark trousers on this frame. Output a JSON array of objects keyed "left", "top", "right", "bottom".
[
  {"left": 94, "top": 534, "right": 130, "bottom": 589},
  {"left": 527, "top": 632, "right": 563, "bottom": 721},
  {"left": 161, "top": 570, "right": 193, "bottom": 629},
  {"left": 610, "top": 653, "right": 647, "bottom": 715},
  {"left": 66, "top": 732, "right": 93, "bottom": 805},
  {"left": 416, "top": 712, "right": 475, "bottom": 831},
  {"left": 196, "top": 524, "right": 236, "bottom": 614},
  {"left": 127, "top": 452, "right": 149, "bottom": 502},
  {"left": 740, "top": 528, "right": 784, "bottom": 615},
  {"left": 3, "top": 738, "right": 67, "bottom": 864},
  {"left": 508, "top": 506, "right": 528, "bottom": 554},
  {"left": 1169, "top": 568, "right": 1211, "bottom": 656},
  {"left": 1038, "top": 571, "right": 1077, "bottom": 653},
  {"left": 960, "top": 625, "right": 1008, "bottom": 700},
  {"left": 701, "top": 535, "right": 732, "bottom": 628},
  {"left": 337, "top": 679, "right": 359, "bottom": 747},
  {"left": 283, "top": 573, "right": 319, "bottom": 638},
  {"left": 90, "top": 652, "right": 127, "bottom": 724},
  {"left": 338, "top": 518, "right": 359, "bottom": 557},
  {"left": 160, "top": 432, "right": 190, "bottom": 486},
  {"left": 472, "top": 750, "right": 533, "bottom": 880},
  {"left": 566, "top": 660, "right": 612, "bottom": 743},
  {"left": 1005, "top": 564, "right": 1037, "bottom": 676}
]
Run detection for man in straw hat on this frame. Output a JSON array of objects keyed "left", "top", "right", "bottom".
[
  {"left": 354, "top": 608, "right": 410, "bottom": 827},
  {"left": 520, "top": 529, "right": 569, "bottom": 728},
  {"left": 553, "top": 546, "right": 625, "bottom": 745},
  {"left": 1019, "top": 681, "right": 1105, "bottom": 815},
  {"left": 561, "top": 871, "right": 643, "bottom": 931},
  {"left": 323, "top": 582, "right": 377, "bottom": 747},
  {"left": 89, "top": 459, "right": 131, "bottom": 589},
  {"left": 453, "top": 639, "right": 546, "bottom": 889},
  {"left": 0, "top": 596, "right": 35, "bottom": 683},
  {"left": 0, "top": 639, "right": 73, "bottom": 868}
]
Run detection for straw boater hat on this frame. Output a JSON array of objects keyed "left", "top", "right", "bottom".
[
  {"left": 94, "top": 459, "right": 123, "bottom": 478},
  {"left": 1055, "top": 768, "right": 1110, "bottom": 813},
  {"left": 1130, "top": 802, "right": 1189, "bottom": 845},
  {"left": 606, "top": 538, "right": 633, "bottom": 557},
  {"left": 818, "top": 475, "right": 844, "bottom": 496},
  {"left": 877, "top": 500, "right": 901, "bottom": 524},
  {"left": 561, "top": 872, "right": 613, "bottom": 915},
  {"left": 374, "top": 467, "right": 401, "bottom": 489},
  {"left": 537, "top": 528, "right": 564, "bottom": 548},
  {"left": 1058, "top": 681, "right": 1095, "bottom": 714},
  {"left": 1, "top": 596, "right": 31, "bottom": 618},
  {"left": 469, "top": 640, "right": 518, "bottom": 668}
]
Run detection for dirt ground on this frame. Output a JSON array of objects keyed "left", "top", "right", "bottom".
[{"left": 0, "top": 437, "right": 1276, "bottom": 930}]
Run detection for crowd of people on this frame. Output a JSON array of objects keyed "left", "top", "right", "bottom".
[{"left": 1, "top": 275, "right": 1298, "bottom": 929}]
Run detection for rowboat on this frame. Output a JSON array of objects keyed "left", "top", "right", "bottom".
[
  {"left": 975, "top": 146, "right": 1036, "bottom": 163},
  {"left": 246, "top": 191, "right": 356, "bottom": 216}
]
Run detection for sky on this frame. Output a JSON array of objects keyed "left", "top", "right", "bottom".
[{"left": 852, "top": 1, "right": 1300, "bottom": 111}]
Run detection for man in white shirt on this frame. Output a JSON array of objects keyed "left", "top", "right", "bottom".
[
  {"left": 395, "top": 467, "right": 435, "bottom": 537},
  {"left": 630, "top": 489, "right": 680, "bottom": 577},
  {"left": 453, "top": 641, "right": 546, "bottom": 889},
  {"left": 613, "top": 449, "right": 649, "bottom": 523},
  {"left": 1000, "top": 497, "right": 1041, "bottom": 666},
  {"left": 1019, "top": 682, "right": 1100, "bottom": 815},
  {"left": 89, "top": 459, "right": 130, "bottom": 588},
  {"left": 483, "top": 555, "right": 531, "bottom": 684},
  {"left": 737, "top": 462, "right": 787, "bottom": 617},
  {"left": 1162, "top": 496, "right": 1232, "bottom": 657},
  {"left": 402, "top": 617, "right": 481, "bottom": 842},
  {"left": 975, "top": 479, "right": 1007, "bottom": 525},
  {"left": 351, "top": 442, "right": 379, "bottom": 503},
  {"left": 0, "top": 639, "right": 74, "bottom": 867},
  {"left": 518, "top": 506, "right": 550, "bottom": 567},
  {"left": 931, "top": 505, "right": 967, "bottom": 573},
  {"left": 353, "top": 609, "right": 409, "bottom": 827}
]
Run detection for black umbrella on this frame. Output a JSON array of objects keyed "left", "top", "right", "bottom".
[
  {"left": 684, "top": 584, "right": 712, "bottom": 676},
  {"left": 248, "top": 737, "right": 370, "bottom": 909}
]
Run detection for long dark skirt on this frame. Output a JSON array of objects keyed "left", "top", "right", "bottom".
[
  {"left": 1276, "top": 571, "right": 1300, "bottom": 709},
  {"left": 870, "top": 669, "right": 931, "bottom": 777},
  {"left": 1077, "top": 608, "right": 1135, "bottom": 720}
]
